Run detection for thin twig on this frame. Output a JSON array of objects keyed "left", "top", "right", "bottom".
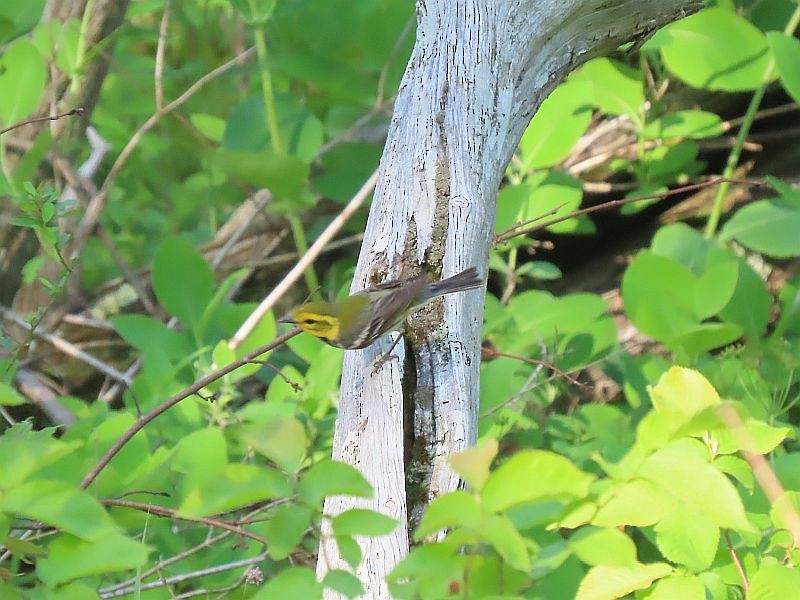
[
  {"left": 101, "top": 498, "right": 268, "bottom": 545},
  {"left": 230, "top": 168, "right": 379, "bottom": 349},
  {"left": 493, "top": 177, "right": 769, "bottom": 245},
  {"left": 724, "top": 530, "right": 749, "bottom": 595},
  {"left": 0, "top": 107, "right": 84, "bottom": 136},
  {"left": 98, "top": 554, "right": 267, "bottom": 598},
  {"left": 99, "top": 504, "right": 265, "bottom": 594},
  {"left": 481, "top": 347, "right": 589, "bottom": 389},
  {"left": 80, "top": 327, "right": 300, "bottom": 489}
]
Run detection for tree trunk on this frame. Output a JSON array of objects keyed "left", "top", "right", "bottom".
[{"left": 317, "top": 1, "right": 701, "bottom": 596}]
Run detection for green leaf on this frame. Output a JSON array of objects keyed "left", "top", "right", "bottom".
[
  {"left": 718, "top": 259, "right": 771, "bottom": 339},
  {"left": 213, "top": 148, "right": 309, "bottom": 198},
  {"left": 775, "top": 276, "right": 800, "bottom": 336},
  {"left": 190, "top": 113, "right": 226, "bottom": 142},
  {"left": 0, "top": 423, "right": 77, "bottom": 489},
  {"left": 694, "top": 258, "right": 739, "bottom": 319},
  {"left": 387, "top": 543, "right": 461, "bottom": 599},
  {"left": 0, "top": 480, "right": 119, "bottom": 541},
  {"left": 720, "top": 199, "right": 800, "bottom": 258},
  {"left": 768, "top": 32, "right": 800, "bottom": 104},
  {"left": 568, "top": 526, "right": 638, "bottom": 568},
  {"left": 0, "top": 39, "right": 46, "bottom": 124},
  {"left": 639, "top": 440, "right": 754, "bottom": 532},
  {"left": 749, "top": 564, "right": 800, "bottom": 600},
  {"left": 484, "top": 514, "right": 531, "bottom": 572},
  {"left": 178, "top": 463, "right": 291, "bottom": 518},
  {"left": 52, "top": 19, "right": 80, "bottom": 77},
  {"left": 217, "top": 311, "right": 278, "bottom": 382},
  {"left": 621, "top": 251, "right": 698, "bottom": 343},
  {"left": 415, "top": 491, "right": 481, "bottom": 540},
  {"left": 575, "top": 562, "right": 672, "bottom": 600},
  {"left": 36, "top": 533, "right": 150, "bottom": 586},
  {"left": 1, "top": 535, "right": 47, "bottom": 559},
  {"left": 715, "top": 454, "right": 754, "bottom": 492},
  {"left": 111, "top": 314, "right": 192, "bottom": 369},
  {"left": 528, "top": 171, "right": 591, "bottom": 234},
  {"left": 299, "top": 460, "right": 373, "bottom": 506},
  {"left": 643, "top": 575, "right": 706, "bottom": 600},
  {"left": 649, "top": 367, "right": 720, "bottom": 419},
  {"left": 592, "top": 479, "right": 676, "bottom": 527},
  {"left": 335, "top": 535, "right": 362, "bottom": 570},
  {"left": 518, "top": 80, "right": 593, "bottom": 169},
  {"left": 245, "top": 415, "right": 308, "bottom": 473},
  {"left": 229, "top": 0, "right": 276, "bottom": 26},
  {"left": 82, "top": 412, "right": 152, "bottom": 496},
  {"left": 172, "top": 427, "right": 228, "bottom": 490},
  {"left": 0, "top": 382, "right": 24, "bottom": 406},
  {"left": 482, "top": 451, "right": 594, "bottom": 512},
  {"left": 642, "top": 110, "right": 723, "bottom": 140},
  {"left": 650, "top": 222, "right": 712, "bottom": 275},
  {"left": 152, "top": 237, "right": 214, "bottom": 331},
  {"left": 313, "top": 142, "right": 382, "bottom": 203},
  {"left": 641, "top": 141, "right": 702, "bottom": 185},
  {"left": 323, "top": 569, "right": 364, "bottom": 598},
  {"left": 516, "top": 260, "right": 562, "bottom": 281},
  {"left": 654, "top": 505, "right": 719, "bottom": 572},
  {"left": 223, "top": 94, "right": 323, "bottom": 161},
  {"left": 0, "top": 1, "right": 45, "bottom": 45},
  {"left": 648, "top": 8, "right": 771, "bottom": 91},
  {"left": 449, "top": 438, "right": 497, "bottom": 491},
  {"left": 576, "top": 58, "right": 644, "bottom": 120},
  {"left": 711, "top": 415, "right": 791, "bottom": 455},
  {"left": 264, "top": 504, "right": 314, "bottom": 560},
  {"left": 331, "top": 508, "right": 398, "bottom": 537},
  {"left": 252, "top": 567, "right": 322, "bottom": 600}
]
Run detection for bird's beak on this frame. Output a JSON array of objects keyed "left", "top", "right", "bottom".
[{"left": 277, "top": 314, "right": 296, "bottom": 324}]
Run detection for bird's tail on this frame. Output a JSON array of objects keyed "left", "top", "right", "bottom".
[{"left": 422, "top": 267, "right": 483, "bottom": 300}]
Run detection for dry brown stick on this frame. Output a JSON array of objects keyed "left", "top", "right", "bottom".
[
  {"left": 718, "top": 404, "right": 800, "bottom": 547},
  {"left": 72, "top": 46, "right": 257, "bottom": 255},
  {"left": 230, "top": 168, "right": 379, "bottom": 349},
  {"left": 80, "top": 327, "right": 301, "bottom": 489},
  {"left": 101, "top": 498, "right": 268, "bottom": 546},
  {"left": 0, "top": 306, "right": 132, "bottom": 385}
]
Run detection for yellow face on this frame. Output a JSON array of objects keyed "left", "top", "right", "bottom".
[{"left": 290, "top": 302, "right": 341, "bottom": 341}]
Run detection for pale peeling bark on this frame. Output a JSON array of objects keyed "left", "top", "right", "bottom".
[{"left": 317, "top": 1, "right": 700, "bottom": 596}]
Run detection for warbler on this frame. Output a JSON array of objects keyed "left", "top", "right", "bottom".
[{"left": 280, "top": 267, "right": 483, "bottom": 350}]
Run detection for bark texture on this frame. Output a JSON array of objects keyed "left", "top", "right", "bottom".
[{"left": 317, "top": 1, "right": 701, "bottom": 596}]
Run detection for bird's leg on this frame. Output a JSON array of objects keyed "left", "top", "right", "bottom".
[{"left": 371, "top": 331, "right": 404, "bottom": 375}]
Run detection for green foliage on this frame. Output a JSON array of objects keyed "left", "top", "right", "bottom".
[
  {"left": 400, "top": 368, "right": 794, "bottom": 597},
  {"left": 646, "top": 8, "right": 773, "bottom": 91}
]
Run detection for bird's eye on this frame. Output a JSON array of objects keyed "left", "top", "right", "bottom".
[{"left": 304, "top": 318, "right": 318, "bottom": 325}]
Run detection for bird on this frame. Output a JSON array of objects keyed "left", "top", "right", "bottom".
[{"left": 279, "top": 267, "right": 483, "bottom": 355}]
